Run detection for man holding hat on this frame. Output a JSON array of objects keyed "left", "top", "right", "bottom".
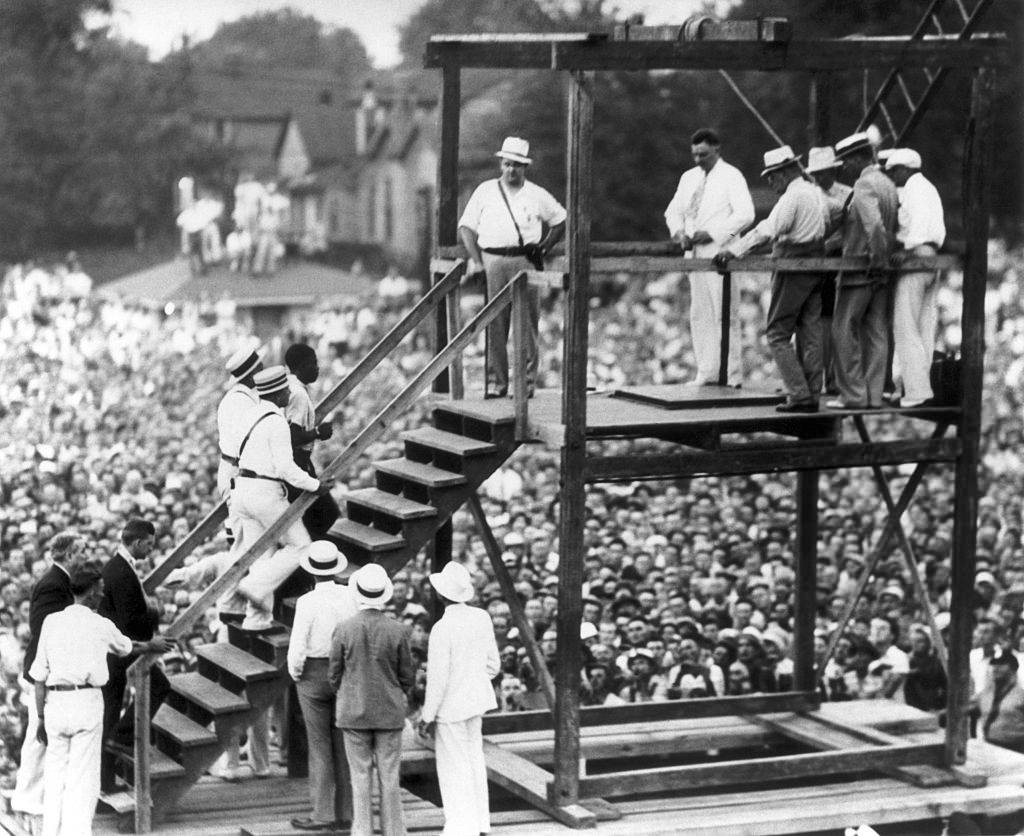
[
  {"left": 806, "top": 146, "right": 853, "bottom": 395},
  {"left": 714, "top": 145, "right": 826, "bottom": 412},
  {"left": 417, "top": 562, "right": 499, "bottom": 836},
  {"left": 218, "top": 343, "right": 264, "bottom": 550},
  {"left": 664, "top": 128, "right": 755, "bottom": 387},
  {"left": 329, "top": 564, "right": 414, "bottom": 836},
  {"left": 884, "top": 148, "right": 946, "bottom": 407},
  {"left": 287, "top": 542, "right": 356, "bottom": 832},
  {"left": 828, "top": 131, "right": 898, "bottom": 409},
  {"left": 458, "top": 136, "right": 566, "bottom": 399},
  {"left": 233, "top": 366, "right": 326, "bottom": 628}
]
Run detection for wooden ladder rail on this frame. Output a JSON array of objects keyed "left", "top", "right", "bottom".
[
  {"left": 127, "top": 269, "right": 530, "bottom": 833},
  {"left": 141, "top": 260, "right": 468, "bottom": 595},
  {"left": 857, "top": 0, "right": 995, "bottom": 143}
]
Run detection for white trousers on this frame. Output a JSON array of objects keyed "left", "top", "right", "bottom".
[
  {"left": 42, "top": 689, "right": 104, "bottom": 836},
  {"left": 217, "top": 462, "right": 243, "bottom": 551},
  {"left": 11, "top": 677, "right": 45, "bottom": 815},
  {"left": 892, "top": 245, "right": 939, "bottom": 404},
  {"left": 687, "top": 245, "right": 742, "bottom": 385},
  {"left": 233, "top": 480, "right": 310, "bottom": 627},
  {"left": 436, "top": 716, "right": 490, "bottom": 836}
]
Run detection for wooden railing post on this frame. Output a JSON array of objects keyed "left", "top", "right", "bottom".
[
  {"left": 132, "top": 660, "right": 152, "bottom": 833},
  {"left": 512, "top": 271, "right": 530, "bottom": 440},
  {"left": 446, "top": 276, "right": 464, "bottom": 399}
]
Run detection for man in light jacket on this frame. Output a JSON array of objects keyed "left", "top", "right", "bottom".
[{"left": 418, "top": 562, "right": 500, "bottom": 836}]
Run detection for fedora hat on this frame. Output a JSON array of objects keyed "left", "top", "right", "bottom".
[
  {"left": 429, "top": 561, "right": 474, "bottom": 603},
  {"left": 760, "top": 145, "right": 800, "bottom": 177},
  {"left": 351, "top": 563, "right": 393, "bottom": 609},
  {"left": 884, "top": 148, "right": 922, "bottom": 171},
  {"left": 805, "top": 146, "right": 843, "bottom": 174},
  {"left": 495, "top": 136, "right": 532, "bottom": 165},
  {"left": 299, "top": 540, "right": 348, "bottom": 578}
]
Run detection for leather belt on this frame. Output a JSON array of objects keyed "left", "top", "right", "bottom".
[
  {"left": 221, "top": 453, "right": 239, "bottom": 465},
  {"left": 482, "top": 246, "right": 531, "bottom": 257},
  {"left": 48, "top": 683, "right": 97, "bottom": 691},
  {"left": 237, "top": 469, "right": 283, "bottom": 483}
]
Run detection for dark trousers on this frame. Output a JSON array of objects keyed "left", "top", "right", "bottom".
[
  {"left": 100, "top": 655, "right": 170, "bottom": 791},
  {"left": 289, "top": 450, "right": 340, "bottom": 540},
  {"left": 766, "top": 272, "right": 824, "bottom": 403}
]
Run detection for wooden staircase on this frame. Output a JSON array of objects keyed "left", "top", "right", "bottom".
[
  {"left": 327, "top": 400, "right": 521, "bottom": 575},
  {"left": 111, "top": 399, "right": 522, "bottom": 826},
  {"left": 107, "top": 625, "right": 291, "bottom": 825}
]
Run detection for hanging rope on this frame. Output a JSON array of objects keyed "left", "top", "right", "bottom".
[{"left": 717, "top": 69, "right": 808, "bottom": 175}]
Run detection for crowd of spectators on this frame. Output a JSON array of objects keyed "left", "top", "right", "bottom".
[{"left": 2, "top": 240, "right": 1024, "bottom": 785}]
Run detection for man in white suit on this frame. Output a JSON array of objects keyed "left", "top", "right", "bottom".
[{"left": 418, "top": 562, "right": 500, "bottom": 836}]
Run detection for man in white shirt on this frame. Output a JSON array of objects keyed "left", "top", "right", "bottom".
[
  {"left": 868, "top": 616, "right": 910, "bottom": 699},
  {"left": 287, "top": 542, "right": 357, "bottom": 832},
  {"left": 664, "top": 128, "right": 755, "bottom": 387},
  {"left": 418, "top": 562, "right": 500, "bottom": 836},
  {"left": 232, "top": 366, "right": 326, "bottom": 629},
  {"left": 885, "top": 148, "right": 946, "bottom": 407},
  {"left": 31, "top": 564, "right": 167, "bottom": 836},
  {"left": 218, "top": 344, "right": 264, "bottom": 551},
  {"left": 459, "top": 136, "right": 566, "bottom": 398},
  {"left": 715, "top": 146, "right": 827, "bottom": 412}
]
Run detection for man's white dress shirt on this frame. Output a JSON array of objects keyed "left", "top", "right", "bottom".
[
  {"left": 236, "top": 405, "right": 319, "bottom": 493},
  {"left": 896, "top": 171, "right": 946, "bottom": 250},
  {"left": 421, "top": 603, "right": 500, "bottom": 723},
  {"left": 288, "top": 582, "right": 358, "bottom": 681},
  {"left": 728, "top": 177, "right": 826, "bottom": 258},
  {"left": 458, "top": 180, "right": 566, "bottom": 248},
  {"left": 664, "top": 159, "right": 754, "bottom": 245},
  {"left": 29, "top": 604, "right": 132, "bottom": 687}
]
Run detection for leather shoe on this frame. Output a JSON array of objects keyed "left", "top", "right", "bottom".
[
  {"left": 776, "top": 400, "right": 818, "bottom": 414},
  {"left": 290, "top": 818, "right": 337, "bottom": 831}
]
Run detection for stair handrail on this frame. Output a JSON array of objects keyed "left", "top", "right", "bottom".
[
  {"left": 127, "top": 267, "right": 523, "bottom": 833},
  {"left": 142, "top": 260, "right": 468, "bottom": 594}
]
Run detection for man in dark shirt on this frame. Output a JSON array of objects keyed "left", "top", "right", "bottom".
[
  {"left": 11, "top": 533, "right": 83, "bottom": 820},
  {"left": 329, "top": 564, "right": 414, "bottom": 836}
]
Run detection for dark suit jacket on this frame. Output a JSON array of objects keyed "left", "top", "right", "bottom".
[
  {"left": 98, "top": 551, "right": 155, "bottom": 644},
  {"left": 23, "top": 564, "right": 74, "bottom": 682}
]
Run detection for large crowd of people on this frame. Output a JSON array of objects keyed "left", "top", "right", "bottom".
[{"left": 1, "top": 222, "right": 1023, "bottom": 813}]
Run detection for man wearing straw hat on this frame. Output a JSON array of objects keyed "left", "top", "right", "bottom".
[
  {"left": 287, "top": 541, "right": 356, "bottom": 832},
  {"left": 232, "top": 366, "right": 326, "bottom": 629},
  {"left": 806, "top": 146, "right": 853, "bottom": 396},
  {"left": 417, "top": 562, "right": 500, "bottom": 836},
  {"left": 217, "top": 342, "right": 264, "bottom": 551},
  {"left": 330, "top": 564, "right": 414, "bottom": 836},
  {"left": 714, "top": 145, "right": 826, "bottom": 413},
  {"left": 458, "top": 136, "right": 566, "bottom": 399}
]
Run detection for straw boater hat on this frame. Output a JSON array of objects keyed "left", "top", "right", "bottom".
[
  {"left": 495, "top": 136, "right": 532, "bottom": 165},
  {"left": 351, "top": 563, "right": 393, "bottom": 610},
  {"left": 254, "top": 366, "right": 289, "bottom": 397},
  {"left": 805, "top": 146, "right": 843, "bottom": 174},
  {"left": 429, "top": 561, "right": 475, "bottom": 604},
  {"left": 884, "top": 148, "right": 922, "bottom": 171},
  {"left": 225, "top": 344, "right": 264, "bottom": 380},
  {"left": 299, "top": 540, "right": 348, "bottom": 578},
  {"left": 834, "top": 131, "right": 873, "bottom": 159},
  {"left": 760, "top": 145, "right": 801, "bottom": 177}
]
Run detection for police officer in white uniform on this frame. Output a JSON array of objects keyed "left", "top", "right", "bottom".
[
  {"left": 31, "top": 564, "right": 169, "bottom": 836},
  {"left": 217, "top": 344, "right": 264, "bottom": 550},
  {"left": 233, "top": 366, "right": 325, "bottom": 628}
]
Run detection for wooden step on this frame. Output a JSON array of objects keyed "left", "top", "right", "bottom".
[
  {"left": 345, "top": 487, "right": 437, "bottom": 520},
  {"left": 328, "top": 519, "right": 406, "bottom": 553},
  {"left": 375, "top": 458, "right": 467, "bottom": 488},
  {"left": 194, "top": 642, "right": 281, "bottom": 684},
  {"left": 433, "top": 401, "right": 515, "bottom": 426},
  {"left": 169, "top": 672, "right": 250, "bottom": 715},
  {"left": 108, "top": 742, "right": 186, "bottom": 781},
  {"left": 402, "top": 427, "right": 497, "bottom": 457},
  {"left": 152, "top": 704, "right": 218, "bottom": 749}
]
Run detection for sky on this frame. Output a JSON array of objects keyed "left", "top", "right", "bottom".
[{"left": 104, "top": 0, "right": 721, "bottom": 68}]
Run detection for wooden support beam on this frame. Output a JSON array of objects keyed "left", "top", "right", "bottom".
[
  {"left": 424, "top": 36, "right": 1008, "bottom": 72},
  {"left": 793, "top": 470, "right": 818, "bottom": 691},
  {"left": 483, "top": 741, "right": 598, "bottom": 829},
  {"left": 482, "top": 691, "right": 819, "bottom": 735},
  {"left": 436, "top": 63, "right": 461, "bottom": 248},
  {"left": 584, "top": 437, "right": 960, "bottom": 481},
  {"left": 132, "top": 662, "right": 152, "bottom": 833},
  {"left": 553, "top": 68, "right": 593, "bottom": 809},
  {"left": 512, "top": 272, "right": 531, "bottom": 440},
  {"left": 467, "top": 493, "right": 555, "bottom": 709},
  {"left": 947, "top": 66, "right": 994, "bottom": 768},
  {"left": 570, "top": 740, "right": 944, "bottom": 798},
  {"left": 854, "top": 417, "right": 949, "bottom": 672}
]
